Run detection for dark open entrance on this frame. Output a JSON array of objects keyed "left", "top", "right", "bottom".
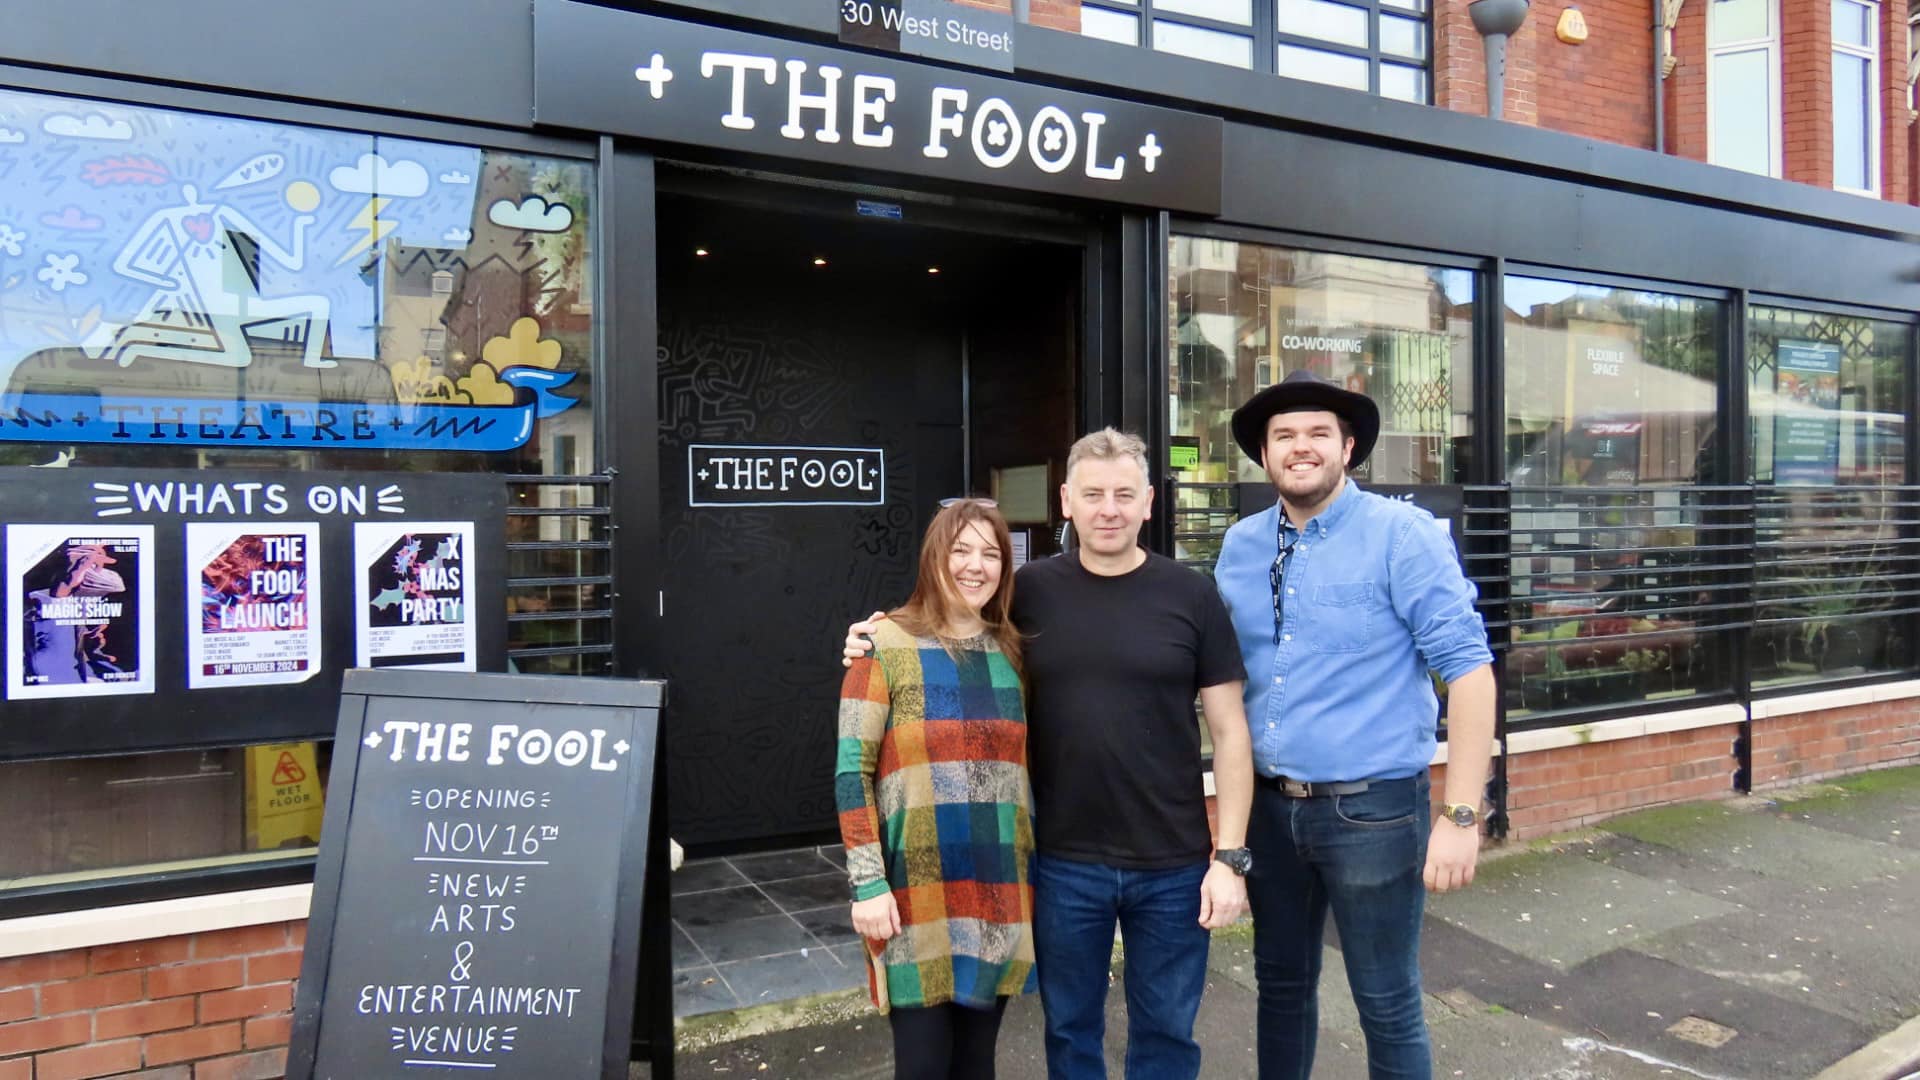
[{"left": 655, "top": 171, "right": 1082, "bottom": 851}]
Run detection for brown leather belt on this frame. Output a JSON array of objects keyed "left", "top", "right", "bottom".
[{"left": 1258, "top": 775, "right": 1372, "bottom": 798}]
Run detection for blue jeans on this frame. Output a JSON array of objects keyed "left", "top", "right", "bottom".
[
  {"left": 1031, "top": 853, "right": 1211, "bottom": 1080},
  {"left": 1245, "top": 775, "right": 1431, "bottom": 1080}
]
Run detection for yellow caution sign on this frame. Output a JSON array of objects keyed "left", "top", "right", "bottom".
[{"left": 246, "top": 741, "right": 326, "bottom": 850}]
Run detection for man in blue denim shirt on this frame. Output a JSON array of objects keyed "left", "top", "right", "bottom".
[{"left": 1214, "top": 369, "right": 1496, "bottom": 1079}]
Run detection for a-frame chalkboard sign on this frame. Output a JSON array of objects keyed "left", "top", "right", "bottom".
[{"left": 288, "top": 668, "right": 669, "bottom": 1079}]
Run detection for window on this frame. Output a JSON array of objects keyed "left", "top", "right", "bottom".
[
  {"left": 1079, "top": 0, "right": 1431, "bottom": 100},
  {"left": 0, "top": 86, "right": 596, "bottom": 479},
  {"left": 1833, "top": 0, "right": 1881, "bottom": 194},
  {"left": 1504, "top": 277, "right": 1731, "bottom": 717},
  {"left": 1707, "top": 0, "right": 1781, "bottom": 176},
  {"left": 0, "top": 85, "right": 608, "bottom": 903},
  {"left": 1749, "top": 307, "right": 1911, "bottom": 686},
  {"left": 0, "top": 742, "right": 327, "bottom": 898},
  {"left": 1167, "top": 235, "right": 1475, "bottom": 567}
]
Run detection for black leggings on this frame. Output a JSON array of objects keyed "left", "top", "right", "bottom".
[{"left": 886, "top": 997, "right": 1011, "bottom": 1080}]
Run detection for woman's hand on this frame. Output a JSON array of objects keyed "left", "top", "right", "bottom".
[{"left": 850, "top": 893, "right": 901, "bottom": 942}]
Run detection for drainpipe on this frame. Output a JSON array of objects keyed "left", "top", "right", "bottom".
[
  {"left": 1654, "top": 12, "right": 1667, "bottom": 153},
  {"left": 1012, "top": 0, "right": 1030, "bottom": 21},
  {"left": 1469, "top": 0, "right": 1531, "bottom": 120}
]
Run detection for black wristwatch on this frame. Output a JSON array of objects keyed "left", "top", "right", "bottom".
[{"left": 1214, "top": 847, "right": 1253, "bottom": 877}]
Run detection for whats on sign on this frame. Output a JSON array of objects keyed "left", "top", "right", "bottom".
[{"left": 688, "top": 444, "right": 884, "bottom": 507}]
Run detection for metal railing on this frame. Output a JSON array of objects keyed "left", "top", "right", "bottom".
[
  {"left": 504, "top": 474, "right": 615, "bottom": 676},
  {"left": 1168, "top": 479, "right": 1920, "bottom": 730}
]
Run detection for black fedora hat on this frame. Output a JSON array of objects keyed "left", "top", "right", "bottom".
[{"left": 1230, "top": 369, "right": 1381, "bottom": 469}]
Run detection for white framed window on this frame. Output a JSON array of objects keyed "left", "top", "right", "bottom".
[
  {"left": 1707, "top": 0, "right": 1781, "bottom": 177},
  {"left": 1078, "top": 0, "right": 1431, "bottom": 99},
  {"left": 1832, "top": 0, "right": 1882, "bottom": 195}
]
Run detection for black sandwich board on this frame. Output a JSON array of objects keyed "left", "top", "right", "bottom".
[{"left": 288, "top": 668, "right": 670, "bottom": 1080}]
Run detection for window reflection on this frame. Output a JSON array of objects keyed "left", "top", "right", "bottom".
[
  {"left": 1168, "top": 236, "right": 1474, "bottom": 568},
  {"left": 1504, "top": 278, "right": 1728, "bottom": 717},
  {"left": 1749, "top": 307, "right": 1911, "bottom": 687}
]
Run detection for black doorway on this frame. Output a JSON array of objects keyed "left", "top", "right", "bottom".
[{"left": 655, "top": 177, "right": 1081, "bottom": 850}]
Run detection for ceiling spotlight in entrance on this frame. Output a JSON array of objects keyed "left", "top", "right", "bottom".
[
  {"left": 927, "top": 267, "right": 941, "bottom": 275},
  {"left": 694, "top": 247, "right": 709, "bottom": 257},
  {"left": 812, "top": 257, "right": 828, "bottom": 267}
]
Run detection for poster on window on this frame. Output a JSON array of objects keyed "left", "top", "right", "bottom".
[
  {"left": 353, "top": 521, "right": 475, "bottom": 671},
  {"left": 186, "top": 523, "right": 322, "bottom": 690},
  {"left": 1563, "top": 320, "right": 1645, "bottom": 485},
  {"left": 7, "top": 525, "right": 155, "bottom": 700},
  {"left": 1774, "top": 340, "right": 1843, "bottom": 486}
]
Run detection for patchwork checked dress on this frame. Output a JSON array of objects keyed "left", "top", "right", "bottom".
[{"left": 835, "top": 620, "right": 1036, "bottom": 1014}]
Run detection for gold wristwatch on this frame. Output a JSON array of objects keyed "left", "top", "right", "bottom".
[{"left": 1441, "top": 803, "right": 1479, "bottom": 828}]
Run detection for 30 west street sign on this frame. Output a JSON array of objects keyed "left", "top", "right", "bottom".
[{"left": 533, "top": 1, "right": 1224, "bottom": 215}]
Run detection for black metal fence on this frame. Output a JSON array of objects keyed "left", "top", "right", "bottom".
[{"left": 505, "top": 474, "right": 616, "bottom": 676}]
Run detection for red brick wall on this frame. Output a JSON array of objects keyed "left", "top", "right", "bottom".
[
  {"left": 1876, "top": 0, "right": 1910, "bottom": 201},
  {"left": 1501, "top": 724, "right": 1740, "bottom": 839},
  {"left": 0, "top": 921, "right": 304, "bottom": 1080},
  {"left": 1664, "top": 2, "right": 1708, "bottom": 161},
  {"left": 954, "top": 0, "right": 1078, "bottom": 32},
  {"left": 1783, "top": 0, "right": 1836, "bottom": 186},
  {"left": 1752, "top": 701, "right": 1920, "bottom": 788},
  {"left": 1433, "top": 0, "right": 1540, "bottom": 124},
  {"left": 1532, "top": 0, "right": 1656, "bottom": 147}
]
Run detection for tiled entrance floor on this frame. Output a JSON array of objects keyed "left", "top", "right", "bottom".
[{"left": 671, "top": 844, "right": 868, "bottom": 1017}]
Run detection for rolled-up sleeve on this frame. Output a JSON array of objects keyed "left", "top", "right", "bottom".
[{"left": 1388, "top": 514, "right": 1493, "bottom": 683}]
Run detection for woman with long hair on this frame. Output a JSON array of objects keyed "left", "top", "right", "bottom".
[{"left": 836, "top": 497, "right": 1034, "bottom": 1080}]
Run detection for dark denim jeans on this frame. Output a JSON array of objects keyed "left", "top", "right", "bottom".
[
  {"left": 1031, "top": 853, "right": 1211, "bottom": 1080},
  {"left": 1245, "top": 774, "right": 1432, "bottom": 1080}
]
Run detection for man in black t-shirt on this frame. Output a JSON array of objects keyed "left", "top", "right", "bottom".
[{"left": 848, "top": 429, "right": 1254, "bottom": 1080}]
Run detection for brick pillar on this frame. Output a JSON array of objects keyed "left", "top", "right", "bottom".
[
  {"left": 1027, "top": 0, "right": 1081, "bottom": 32},
  {"left": 1781, "top": 0, "right": 1835, "bottom": 188},
  {"left": 1664, "top": 0, "right": 1708, "bottom": 161},
  {"left": 1433, "top": 0, "right": 1539, "bottom": 124},
  {"left": 1435, "top": 0, "right": 1490, "bottom": 115},
  {"left": 1878, "top": 0, "right": 1910, "bottom": 202}
]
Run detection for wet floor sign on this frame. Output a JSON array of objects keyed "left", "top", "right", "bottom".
[{"left": 246, "top": 741, "right": 326, "bottom": 850}]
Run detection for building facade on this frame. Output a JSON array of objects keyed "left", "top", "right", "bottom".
[{"left": 1, "top": 0, "right": 1918, "bottom": 1074}]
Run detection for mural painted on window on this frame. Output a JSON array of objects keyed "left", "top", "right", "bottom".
[{"left": 0, "top": 88, "right": 593, "bottom": 474}]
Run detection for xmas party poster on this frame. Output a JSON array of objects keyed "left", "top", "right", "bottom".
[
  {"left": 187, "top": 523, "right": 322, "bottom": 689},
  {"left": 353, "top": 521, "right": 476, "bottom": 671}
]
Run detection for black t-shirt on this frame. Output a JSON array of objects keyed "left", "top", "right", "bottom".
[{"left": 1013, "top": 551, "right": 1246, "bottom": 868}]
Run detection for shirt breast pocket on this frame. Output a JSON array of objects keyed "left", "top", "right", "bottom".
[{"left": 1309, "top": 581, "right": 1374, "bottom": 653}]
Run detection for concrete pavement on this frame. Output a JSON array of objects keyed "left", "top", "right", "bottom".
[{"left": 650, "top": 765, "right": 1920, "bottom": 1078}]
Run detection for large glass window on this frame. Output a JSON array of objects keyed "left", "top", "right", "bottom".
[
  {"left": 1708, "top": 0, "right": 1780, "bottom": 177},
  {"left": 1168, "top": 235, "right": 1474, "bottom": 567},
  {"left": 1832, "top": 0, "right": 1881, "bottom": 194},
  {"left": 0, "top": 86, "right": 595, "bottom": 478},
  {"left": 0, "top": 742, "right": 328, "bottom": 895},
  {"left": 1504, "top": 277, "right": 1730, "bottom": 718},
  {"left": 1078, "top": 0, "right": 1431, "bottom": 100},
  {"left": 0, "top": 86, "right": 606, "bottom": 899},
  {"left": 1750, "top": 306, "right": 1911, "bottom": 686}
]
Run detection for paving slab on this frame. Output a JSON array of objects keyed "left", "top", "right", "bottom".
[
  {"left": 1586, "top": 835, "right": 1920, "bottom": 1029},
  {"left": 1768, "top": 775, "right": 1920, "bottom": 855},
  {"left": 1600, "top": 801, "right": 1920, "bottom": 886},
  {"left": 1502, "top": 948, "right": 1871, "bottom": 1080},
  {"left": 1426, "top": 847, "right": 1740, "bottom": 969}
]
